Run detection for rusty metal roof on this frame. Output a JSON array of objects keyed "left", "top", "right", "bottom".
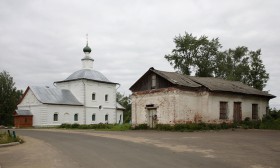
[
  {"left": 151, "top": 68, "right": 201, "bottom": 88},
  {"left": 188, "top": 76, "right": 275, "bottom": 98},
  {"left": 15, "top": 110, "right": 32, "bottom": 116},
  {"left": 150, "top": 68, "right": 275, "bottom": 98},
  {"left": 30, "top": 86, "right": 83, "bottom": 106}
]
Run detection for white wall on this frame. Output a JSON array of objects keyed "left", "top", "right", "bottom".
[
  {"left": 207, "top": 92, "right": 269, "bottom": 123},
  {"left": 56, "top": 81, "right": 84, "bottom": 104},
  {"left": 132, "top": 88, "right": 270, "bottom": 125},
  {"left": 18, "top": 89, "right": 41, "bottom": 106}
]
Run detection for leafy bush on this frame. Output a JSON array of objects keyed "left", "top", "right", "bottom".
[
  {"left": 71, "top": 123, "right": 80, "bottom": 128},
  {"left": 59, "top": 123, "right": 72, "bottom": 128},
  {"left": 133, "top": 124, "right": 149, "bottom": 130},
  {"left": 155, "top": 124, "right": 173, "bottom": 131},
  {"left": 260, "top": 119, "right": 280, "bottom": 130}
]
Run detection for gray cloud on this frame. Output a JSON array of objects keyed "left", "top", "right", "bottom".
[{"left": 0, "top": 0, "right": 279, "bottom": 108}]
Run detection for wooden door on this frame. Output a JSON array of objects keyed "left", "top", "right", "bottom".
[
  {"left": 233, "top": 102, "right": 242, "bottom": 122},
  {"left": 147, "top": 109, "right": 157, "bottom": 128}
]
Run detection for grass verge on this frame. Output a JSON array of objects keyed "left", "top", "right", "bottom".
[{"left": 0, "top": 130, "right": 24, "bottom": 144}]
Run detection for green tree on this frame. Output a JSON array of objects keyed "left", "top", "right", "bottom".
[
  {"left": 248, "top": 49, "right": 269, "bottom": 90},
  {"left": 165, "top": 32, "right": 269, "bottom": 90},
  {"left": 165, "top": 32, "right": 221, "bottom": 77},
  {"left": 0, "top": 71, "right": 22, "bottom": 126},
  {"left": 116, "top": 92, "right": 131, "bottom": 123}
]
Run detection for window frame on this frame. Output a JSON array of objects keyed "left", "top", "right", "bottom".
[
  {"left": 74, "top": 113, "right": 78, "bottom": 121},
  {"left": 219, "top": 101, "right": 228, "bottom": 120},
  {"left": 105, "top": 114, "right": 108, "bottom": 122},
  {"left": 92, "top": 93, "right": 96, "bottom": 101},
  {"left": 151, "top": 74, "right": 156, "bottom": 89},
  {"left": 252, "top": 104, "right": 259, "bottom": 120},
  {"left": 53, "top": 113, "right": 58, "bottom": 121},
  {"left": 92, "top": 114, "right": 96, "bottom": 121}
]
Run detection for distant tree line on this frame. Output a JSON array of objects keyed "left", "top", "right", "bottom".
[{"left": 165, "top": 32, "right": 269, "bottom": 90}]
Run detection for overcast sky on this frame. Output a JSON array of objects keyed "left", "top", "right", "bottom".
[{"left": 0, "top": 0, "right": 279, "bottom": 108}]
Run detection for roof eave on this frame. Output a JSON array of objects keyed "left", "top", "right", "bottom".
[
  {"left": 42, "top": 103, "right": 84, "bottom": 106},
  {"left": 55, "top": 78, "right": 118, "bottom": 85}
]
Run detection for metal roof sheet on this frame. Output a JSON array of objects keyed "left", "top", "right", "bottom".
[
  {"left": 56, "top": 69, "right": 116, "bottom": 84},
  {"left": 30, "top": 86, "right": 83, "bottom": 105},
  {"left": 15, "top": 110, "right": 32, "bottom": 116},
  {"left": 188, "top": 76, "right": 275, "bottom": 98},
  {"left": 147, "top": 68, "right": 275, "bottom": 98},
  {"left": 116, "top": 103, "right": 125, "bottom": 110},
  {"left": 151, "top": 69, "right": 201, "bottom": 88}
]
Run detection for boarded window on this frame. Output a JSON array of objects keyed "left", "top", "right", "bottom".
[
  {"left": 220, "top": 102, "right": 228, "bottom": 119},
  {"left": 53, "top": 113, "right": 58, "bottom": 121},
  {"left": 92, "top": 93, "right": 96, "bottom": 100},
  {"left": 252, "top": 104, "right": 258, "bottom": 120},
  {"left": 151, "top": 75, "right": 156, "bottom": 89},
  {"left": 74, "top": 114, "right": 78, "bottom": 121}
]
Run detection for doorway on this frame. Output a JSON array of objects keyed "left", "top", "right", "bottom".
[
  {"left": 233, "top": 102, "right": 242, "bottom": 122},
  {"left": 147, "top": 109, "right": 157, "bottom": 128}
]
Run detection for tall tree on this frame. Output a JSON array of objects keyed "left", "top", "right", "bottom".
[
  {"left": 0, "top": 71, "right": 22, "bottom": 126},
  {"left": 116, "top": 92, "right": 131, "bottom": 123},
  {"left": 248, "top": 49, "right": 269, "bottom": 90},
  {"left": 165, "top": 32, "right": 221, "bottom": 77},
  {"left": 165, "top": 32, "right": 269, "bottom": 90}
]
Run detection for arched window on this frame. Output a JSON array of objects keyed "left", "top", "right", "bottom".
[
  {"left": 105, "top": 114, "right": 108, "bottom": 121},
  {"left": 92, "top": 114, "right": 96, "bottom": 121},
  {"left": 74, "top": 114, "right": 78, "bottom": 121},
  {"left": 92, "top": 93, "right": 96, "bottom": 100},
  {"left": 53, "top": 113, "right": 58, "bottom": 121}
]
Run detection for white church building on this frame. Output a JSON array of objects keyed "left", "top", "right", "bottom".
[{"left": 16, "top": 42, "right": 124, "bottom": 127}]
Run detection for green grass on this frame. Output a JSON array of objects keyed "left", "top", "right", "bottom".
[
  {"left": 0, "top": 131, "right": 24, "bottom": 144},
  {"left": 59, "top": 123, "right": 131, "bottom": 131}
]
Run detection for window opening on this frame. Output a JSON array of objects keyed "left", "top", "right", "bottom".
[
  {"left": 92, "top": 114, "right": 96, "bottom": 121},
  {"left": 252, "top": 104, "right": 258, "bottom": 120},
  {"left": 105, "top": 94, "right": 108, "bottom": 101},
  {"left": 220, "top": 102, "right": 228, "bottom": 119},
  {"left": 53, "top": 113, "right": 58, "bottom": 121},
  {"left": 151, "top": 75, "right": 156, "bottom": 89},
  {"left": 74, "top": 114, "right": 78, "bottom": 121},
  {"left": 92, "top": 93, "right": 96, "bottom": 100}
]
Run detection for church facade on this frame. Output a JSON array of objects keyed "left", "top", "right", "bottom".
[{"left": 16, "top": 43, "right": 124, "bottom": 127}]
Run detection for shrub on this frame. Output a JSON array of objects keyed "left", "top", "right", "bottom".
[
  {"left": 59, "top": 123, "right": 72, "bottom": 128},
  {"left": 155, "top": 124, "right": 173, "bottom": 131},
  {"left": 71, "top": 123, "right": 80, "bottom": 128},
  {"left": 260, "top": 118, "right": 280, "bottom": 130},
  {"left": 0, "top": 131, "right": 24, "bottom": 144},
  {"left": 133, "top": 124, "right": 149, "bottom": 130},
  {"left": 110, "top": 124, "right": 131, "bottom": 131}
]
